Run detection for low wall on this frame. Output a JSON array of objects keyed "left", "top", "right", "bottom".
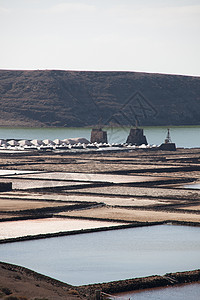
[
  {"left": 82, "top": 269, "right": 200, "bottom": 298},
  {"left": 0, "top": 220, "right": 199, "bottom": 244}
]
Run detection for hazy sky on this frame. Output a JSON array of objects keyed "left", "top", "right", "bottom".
[{"left": 1, "top": 0, "right": 200, "bottom": 76}]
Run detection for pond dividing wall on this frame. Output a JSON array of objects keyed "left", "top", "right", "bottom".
[
  {"left": 112, "top": 281, "right": 200, "bottom": 300},
  {"left": 0, "top": 224, "right": 199, "bottom": 286}
]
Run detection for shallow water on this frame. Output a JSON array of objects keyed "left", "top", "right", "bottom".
[
  {"left": 114, "top": 282, "right": 200, "bottom": 300},
  {"left": 0, "top": 225, "right": 199, "bottom": 285},
  {"left": 184, "top": 183, "right": 200, "bottom": 189},
  {"left": 0, "top": 126, "right": 199, "bottom": 148}
]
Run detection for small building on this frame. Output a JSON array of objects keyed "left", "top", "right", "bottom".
[
  {"left": 159, "top": 128, "right": 176, "bottom": 151},
  {"left": 126, "top": 128, "right": 148, "bottom": 146},
  {"left": 90, "top": 128, "right": 108, "bottom": 144}
]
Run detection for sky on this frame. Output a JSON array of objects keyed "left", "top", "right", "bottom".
[{"left": 0, "top": 0, "right": 200, "bottom": 76}]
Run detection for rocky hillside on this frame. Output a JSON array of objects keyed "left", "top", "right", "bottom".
[{"left": 0, "top": 69, "right": 199, "bottom": 127}]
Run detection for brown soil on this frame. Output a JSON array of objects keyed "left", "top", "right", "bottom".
[
  {"left": 0, "top": 199, "right": 71, "bottom": 211},
  {"left": 0, "top": 262, "right": 84, "bottom": 300},
  {"left": 58, "top": 206, "right": 200, "bottom": 223}
]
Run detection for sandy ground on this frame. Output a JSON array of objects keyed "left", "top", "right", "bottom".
[
  {"left": 13, "top": 171, "right": 173, "bottom": 184},
  {"left": 176, "top": 205, "right": 200, "bottom": 211},
  {"left": 0, "top": 217, "right": 127, "bottom": 239},
  {"left": 0, "top": 199, "right": 72, "bottom": 211},
  {"left": 58, "top": 206, "right": 200, "bottom": 223},
  {"left": 69, "top": 185, "right": 200, "bottom": 199},
  {"left": 0, "top": 178, "right": 89, "bottom": 189},
  {"left": 0, "top": 214, "right": 18, "bottom": 219},
  {"left": 0, "top": 192, "right": 170, "bottom": 207}
]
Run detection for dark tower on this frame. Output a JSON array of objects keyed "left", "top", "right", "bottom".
[
  {"left": 126, "top": 123, "right": 148, "bottom": 146},
  {"left": 90, "top": 128, "right": 108, "bottom": 144}
]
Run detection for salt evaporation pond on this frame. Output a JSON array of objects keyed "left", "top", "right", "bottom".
[
  {"left": 0, "top": 218, "right": 126, "bottom": 240},
  {"left": 0, "top": 225, "right": 199, "bottom": 285},
  {"left": 114, "top": 282, "right": 200, "bottom": 300},
  {"left": 184, "top": 182, "right": 200, "bottom": 189}
]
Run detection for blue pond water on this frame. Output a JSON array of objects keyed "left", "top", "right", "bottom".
[
  {"left": 184, "top": 183, "right": 200, "bottom": 189},
  {"left": 0, "top": 225, "right": 199, "bottom": 286},
  {"left": 114, "top": 282, "right": 200, "bottom": 300}
]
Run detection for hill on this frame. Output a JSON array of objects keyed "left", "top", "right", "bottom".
[{"left": 0, "top": 69, "right": 200, "bottom": 127}]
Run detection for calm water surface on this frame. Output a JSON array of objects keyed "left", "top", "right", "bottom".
[
  {"left": 114, "top": 282, "right": 200, "bottom": 300},
  {"left": 184, "top": 183, "right": 200, "bottom": 189},
  {"left": 0, "top": 225, "right": 199, "bottom": 285},
  {"left": 0, "top": 126, "right": 199, "bottom": 148}
]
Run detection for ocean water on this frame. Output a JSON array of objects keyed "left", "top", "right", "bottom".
[
  {"left": 0, "top": 225, "right": 199, "bottom": 285},
  {"left": 0, "top": 126, "right": 199, "bottom": 148}
]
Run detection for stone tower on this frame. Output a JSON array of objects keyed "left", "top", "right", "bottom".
[
  {"left": 90, "top": 128, "right": 108, "bottom": 144},
  {"left": 126, "top": 128, "right": 148, "bottom": 145}
]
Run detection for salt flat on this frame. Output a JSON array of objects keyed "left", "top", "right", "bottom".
[
  {"left": 0, "top": 178, "right": 89, "bottom": 190},
  {"left": 0, "top": 169, "right": 42, "bottom": 176},
  {"left": 0, "top": 217, "right": 127, "bottom": 240},
  {"left": 0, "top": 199, "right": 73, "bottom": 211}
]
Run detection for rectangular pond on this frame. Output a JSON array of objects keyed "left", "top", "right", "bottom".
[
  {"left": 0, "top": 218, "right": 126, "bottom": 240},
  {"left": 0, "top": 225, "right": 199, "bottom": 286}
]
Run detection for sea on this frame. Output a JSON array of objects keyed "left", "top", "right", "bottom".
[{"left": 0, "top": 126, "right": 199, "bottom": 148}]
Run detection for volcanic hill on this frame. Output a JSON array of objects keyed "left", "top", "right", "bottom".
[{"left": 0, "top": 69, "right": 199, "bottom": 127}]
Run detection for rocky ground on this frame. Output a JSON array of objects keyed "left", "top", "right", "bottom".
[{"left": 0, "top": 147, "right": 199, "bottom": 299}]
